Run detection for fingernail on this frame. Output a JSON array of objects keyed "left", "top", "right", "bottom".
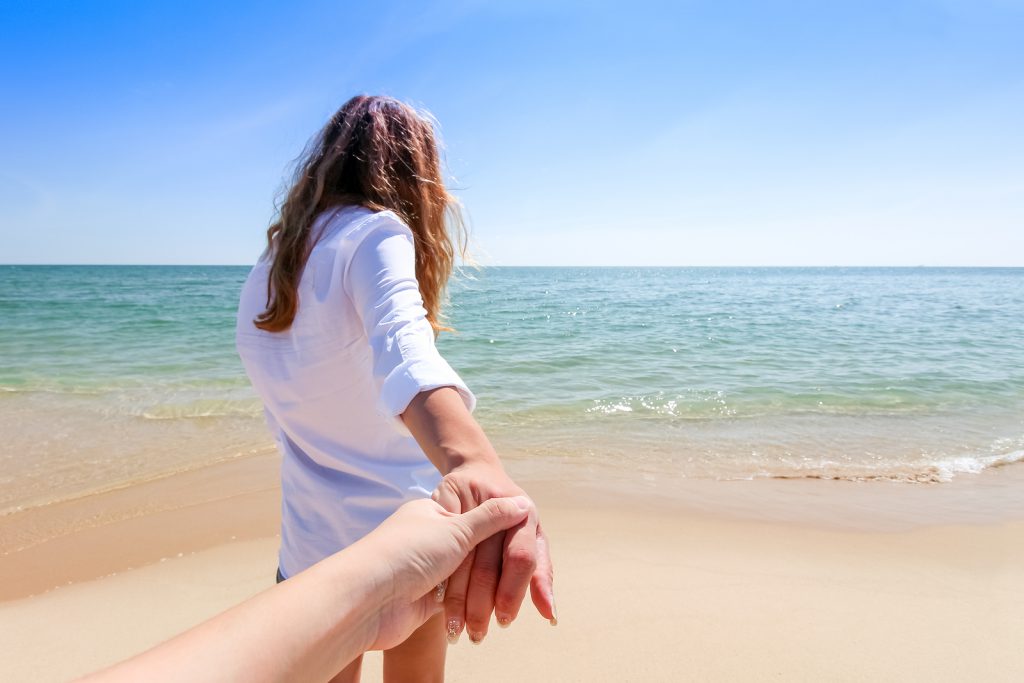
[
  {"left": 511, "top": 495, "right": 531, "bottom": 512},
  {"left": 549, "top": 600, "right": 558, "bottom": 627},
  {"left": 446, "top": 618, "right": 461, "bottom": 644},
  {"left": 468, "top": 631, "right": 485, "bottom": 644},
  {"left": 496, "top": 615, "right": 512, "bottom": 628}
]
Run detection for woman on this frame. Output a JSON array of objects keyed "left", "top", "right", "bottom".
[{"left": 236, "top": 95, "right": 555, "bottom": 683}]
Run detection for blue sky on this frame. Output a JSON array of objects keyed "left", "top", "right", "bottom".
[{"left": 1, "top": 0, "right": 1022, "bottom": 265}]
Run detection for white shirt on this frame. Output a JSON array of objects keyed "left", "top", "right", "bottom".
[{"left": 236, "top": 206, "right": 475, "bottom": 578}]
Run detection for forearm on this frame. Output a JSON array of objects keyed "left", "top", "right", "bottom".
[
  {"left": 401, "top": 387, "right": 555, "bottom": 636},
  {"left": 78, "top": 545, "right": 385, "bottom": 683},
  {"left": 401, "top": 386, "right": 503, "bottom": 474}
]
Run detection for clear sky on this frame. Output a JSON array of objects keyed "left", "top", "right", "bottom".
[{"left": 2, "top": 0, "right": 1022, "bottom": 265}]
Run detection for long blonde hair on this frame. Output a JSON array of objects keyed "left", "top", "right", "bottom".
[{"left": 254, "top": 95, "right": 466, "bottom": 333}]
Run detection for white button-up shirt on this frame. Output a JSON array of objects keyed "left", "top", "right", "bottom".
[{"left": 236, "top": 206, "right": 474, "bottom": 578}]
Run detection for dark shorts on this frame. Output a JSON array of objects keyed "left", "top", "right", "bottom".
[{"left": 276, "top": 568, "right": 287, "bottom": 583}]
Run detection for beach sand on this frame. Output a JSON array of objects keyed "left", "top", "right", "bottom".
[{"left": 2, "top": 455, "right": 1024, "bottom": 682}]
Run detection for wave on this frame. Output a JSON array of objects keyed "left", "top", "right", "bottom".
[
  {"left": 134, "top": 399, "right": 263, "bottom": 420},
  {"left": 585, "top": 392, "right": 735, "bottom": 418},
  {"left": 757, "top": 449, "right": 1024, "bottom": 484},
  {"left": 0, "top": 385, "right": 107, "bottom": 396},
  {"left": 580, "top": 390, "right": 968, "bottom": 421}
]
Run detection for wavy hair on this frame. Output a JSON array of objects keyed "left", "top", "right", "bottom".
[{"left": 254, "top": 95, "right": 466, "bottom": 333}]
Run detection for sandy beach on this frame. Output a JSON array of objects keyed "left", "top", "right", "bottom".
[
  {"left": 2, "top": 453, "right": 1023, "bottom": 682},
  {"left": 5, "top": 0, "right": 1024, "bottom": 677}
]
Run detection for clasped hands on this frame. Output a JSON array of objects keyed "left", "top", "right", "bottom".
[
  {"left": 396, "top": 385, "right": 557, "bottom": 645},
  {"left": 428, "top": 464, "right": 556, "bottom": 644},
  {"left": 361, "top": 489, "right": 555, "bottom": 653}
]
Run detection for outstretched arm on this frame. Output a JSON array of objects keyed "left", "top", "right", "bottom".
[
  {"left": 77, "top": 497, "right": 533, "bottom": 683},
  {"left": 403, "top": 387, "right": 557, "bottom": 644},
  {"left": 343, "top": 214, "right": 556, "bottom": 642}
]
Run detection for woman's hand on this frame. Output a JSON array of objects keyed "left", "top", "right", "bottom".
[
  {"left": 432, "top": 463, "right": 557, "bottom": 644},
  {"left": 401, "top": 387, "right": 558, "bottom": 645},
  {"left": 357, "top": 496, "right": 536, "bottom": 651}
]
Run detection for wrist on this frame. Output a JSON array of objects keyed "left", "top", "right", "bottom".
[
  {"left": 315, "top": 546, "right": 392, "bottom": 656},
  {"left": 439, "top": 444, "right": 503, "bottom": 474}
]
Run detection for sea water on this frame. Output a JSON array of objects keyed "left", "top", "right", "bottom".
[{"left": 1, "top": 265, "right": 1022, "bottom": 514}]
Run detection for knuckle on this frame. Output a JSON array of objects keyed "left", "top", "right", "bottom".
[
  {"left": 452, "top": 520, "right": 475, "bottom": 549},
  {"left": 468, "top": 568, "right": 499, "bottom": 591},
  {"left": 488, "top": 499, "right": 512, "bottom": 519},
  {"left": 473, "top": 548, "right": 502, "bottom": 571},
  {"left": 505, "top": 549, "right": 537, "bottom": 575}
]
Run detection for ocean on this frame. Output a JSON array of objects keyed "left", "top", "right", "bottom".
[{"left": 1, "top": 265, "right": 1022, "bottom": 516}]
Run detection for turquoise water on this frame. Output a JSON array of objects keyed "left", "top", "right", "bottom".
[
  {"left": 449, "top": 267, "right": 1023, "bottom": 418},
  {"left": 1, "top": 265, "right": 1023, "bottom": 512}
]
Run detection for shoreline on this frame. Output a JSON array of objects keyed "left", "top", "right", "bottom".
[{"left": 3, "top": 448, "right": 1024, "bottom": 602}]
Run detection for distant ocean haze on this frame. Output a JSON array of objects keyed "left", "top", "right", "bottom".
[{"left": 1, "top": 265, "right": 1022, "bottom": 515}]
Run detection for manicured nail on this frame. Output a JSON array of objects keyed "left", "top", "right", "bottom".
[
  {"left": 496, "top": 615, "right": 512, "bottom": 628},
  {"left": 468, "top": 631, "right": 485, "bottom": 644},
  {"left": 446, "top": 618, "right": 461, "bottom": 644},
  {"left": 549, "top": 600, "right": 558, "bottom": 626}
]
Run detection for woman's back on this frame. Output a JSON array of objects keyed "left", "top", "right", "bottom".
[{"left": 236, "top": 205, "right": 472, "bottom": 576}]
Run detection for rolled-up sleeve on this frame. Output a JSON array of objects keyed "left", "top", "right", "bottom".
[{"left": 344, "top": 215, "right": 475, "bottom": 434}]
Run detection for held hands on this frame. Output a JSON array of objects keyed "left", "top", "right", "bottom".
[
  {"left": 359, "top": 496, "right": 536, "bottom": 651},
  {"left": 431, "top": 462, "right": 557, "bottom": 644},
  {"left": 399, "top": 386, "right": 557, "bottom": 645}
]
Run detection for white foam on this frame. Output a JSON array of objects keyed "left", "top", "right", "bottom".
[{"left": 761, "top": 449, "right": 1024, "bottom": 484}]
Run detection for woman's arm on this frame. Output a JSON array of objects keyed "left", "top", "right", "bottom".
[
  {"left": 402, "top": 387, "right": 557, "bottom": 645},
  {"left": 345, "top": 216, "right": 556, "bottom": 643},
  {"left": 77, "top": 497, "right": 533, "bottom": 683}
]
